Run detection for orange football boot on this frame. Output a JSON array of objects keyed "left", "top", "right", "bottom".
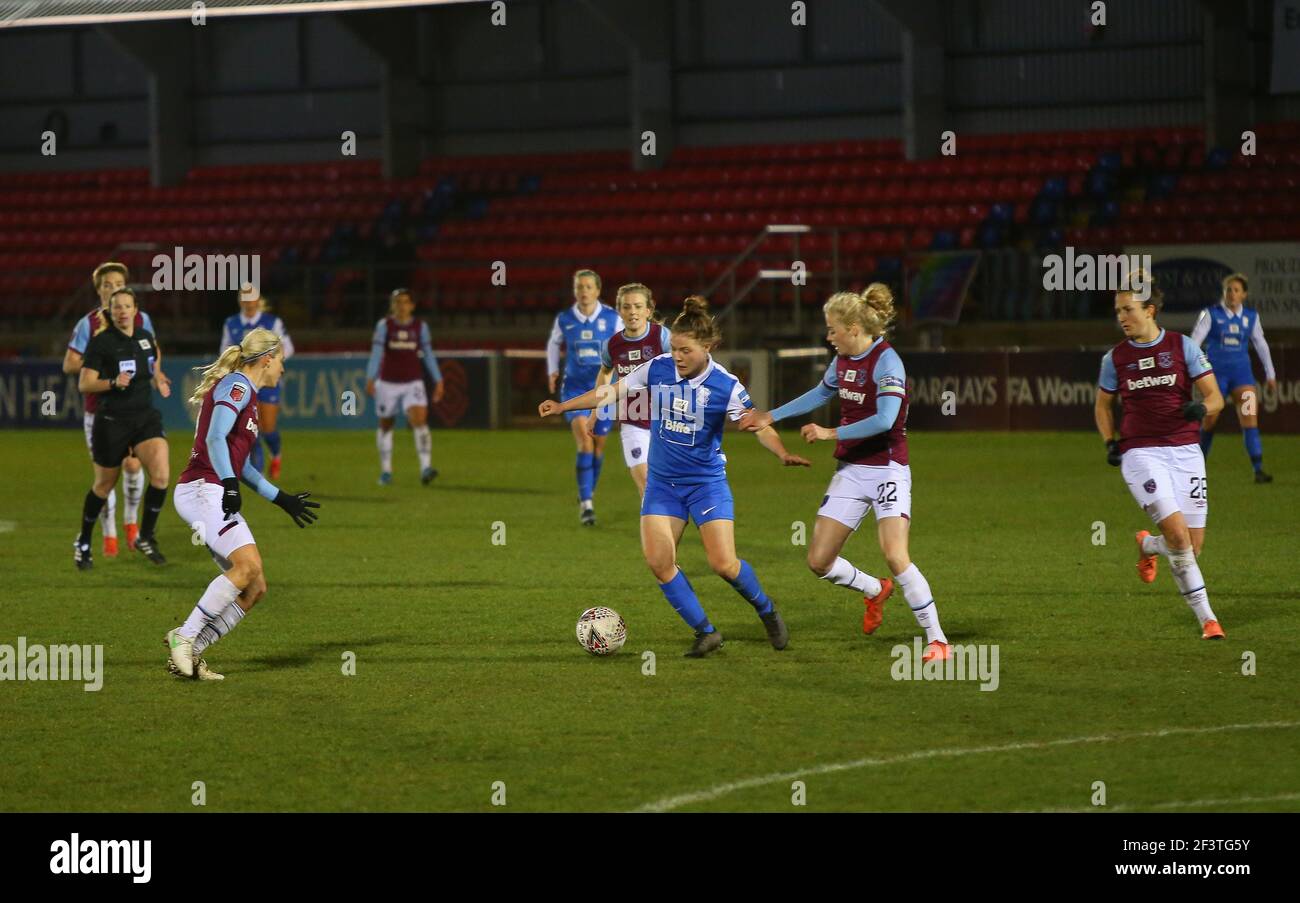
[
  {"left": 922, "top": 640, "right": 952, "bottom": 662},
  {"left": 1201, "top": 620, "right": 1225, "bottom": 640},
  {"left": 125, "top": 522, "right": 139, "bottom": 551},
  {"left": 863, "top": 578, "right": 893, "bottom": 635},
  {"left": 103, "top": 536, "right": 118, "bottom": 558},
  {"left": 269, "top": 456, "right": 282, "bottom": 480},
  {"left": 1135, "top": 530, "right": 1158, "bottom": 584}
]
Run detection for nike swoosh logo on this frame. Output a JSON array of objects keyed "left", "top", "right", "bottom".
[
  {"left": 564, "top": 324, "right": 576, "bottom": 329},
  {"left": 701, "top": 506, "right": 716, "bottom": 516}
]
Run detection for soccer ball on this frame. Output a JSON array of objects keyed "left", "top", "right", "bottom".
[{"left": 576, "top": 607, "right": 627, "bottom": 656}]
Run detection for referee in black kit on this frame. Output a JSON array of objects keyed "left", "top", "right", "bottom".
[{"left": 74, "top": 287, "right": 173, "bottom": 568}]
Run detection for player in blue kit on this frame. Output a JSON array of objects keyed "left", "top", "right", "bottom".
[
  {"left": 540, "top": 296, "right": 809, "bottom": 657},
  {"left": 1190, "top": 273, "right": 1278, "bottom": 483},
  {"left": 221, "top": 282, "right": 295, "bottom": 479},
  {"left": 545, "top": 269, "right": 623, "bottom": 525}
]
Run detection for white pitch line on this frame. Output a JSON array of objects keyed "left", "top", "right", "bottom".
[
  {"left": 1035, "top": 791, "right": 1300, "bottom": 813},
  {"left": 634, "top": 721, "right": 1300, "bottom": 813}
]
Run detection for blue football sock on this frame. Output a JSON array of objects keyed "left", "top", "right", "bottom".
[
  {"left": 660, "top": 569, "right": 713, "bottom": 632},
  {"left": 264, "top": 429, "right": 282, "bottom": 458},
  {"left": 250, "top": 440, "right": 265, "bottom": 472},
  {"left": 576, "top": 451, "right": 594, "bottom": 502},
  {"left": 1244, "top": 427, "right": 1263, "bottom": 471},
  {"left": 591, "top": 453, "right": 604, "bottom": 491},
  {"left": 727, "top": 559, "right": 774, "bottom": 616},
  {"left": 1199, "top": 430, "right": 1213, "bottom": 457}
]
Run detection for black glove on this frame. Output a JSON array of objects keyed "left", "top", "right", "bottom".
[
  {"left": 1182, "top": 400, "right": 1207, "bottom": 422},
  {"left": 220, "top": 477, "right": 242, "bottom": 519},
  {"left": 273, "top": 490, "right": 320, "bottom": 528},
  {"left": 1106, "top": 439, "right": 1122, "bottom": 467}
]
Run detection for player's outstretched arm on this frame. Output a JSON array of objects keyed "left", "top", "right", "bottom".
[
  {"left": 744, "top": 382, "right": 837, "bottom": 432},
  {"left": 752, "top": 425, "right": 810, "bottom": 467},
  {"left": 539, "top": 380, "right": 620, "bottom": 418}
]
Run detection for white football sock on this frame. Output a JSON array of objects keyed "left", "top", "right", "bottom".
[
  {"left": 122, "top": 468, "right": 144, "bottom": 523},
  {"left": 895, "top": 563, "right": 947, "bottom": 644},
  {"left": 100, "top": 485, "right": 117, "bottom": 538},
  {"left": 377, "top": 428, "right": 393, "bottom": 472},
  {"left": 1168, "top": 546, "right": 1216, "bottom": 624},
  {"left": 179, "top": 574, "right": 241, "bottom": 639},
  {"left": 820, "top": 556, "right": 883, "bottom": 597},
  {"left": 194, "top": 600, "right": 247, "bottom": 655},
  {"left": 1141, "top": 533, "right": 1169, "bottom": 556},
  {"left": 413, "top": 425, "right": 432, "bottom": 470}
]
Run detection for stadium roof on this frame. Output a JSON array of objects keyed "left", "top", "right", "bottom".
[{"left": 0, "top": 0, "right": 475, "bottom": 29}]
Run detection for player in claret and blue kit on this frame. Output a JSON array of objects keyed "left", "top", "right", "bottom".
[
  {"left": 545, "top": 269, "right": 623, "bottom": 525},
  {"left": 167, "top": 327, "right": 320, "bottom": 681},
  {"left": 541, "top": 296, "right": 810, "bottom": 658},
  {"left": 220, "top": 283, "right": 295, "bottom": 479},
  {"left": 742, "top": 285, "right": 953, "bottom": 662},
  {"left": 1190, "top": 273, "right": 1278, "bottom": 483},
  {"left": 584, "top": 282, "right": 672, "bottom": 498},
  {"left": 366, "top": 288, "right": 445, "bottom": 485},
  {"left": 1095, "top": 277, "right": 1227, "bottom": 640}
]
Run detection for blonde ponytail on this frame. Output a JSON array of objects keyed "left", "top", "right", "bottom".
[
  {"left": 824, "top": 282, "right": 896, "bottom": 338},
  {"left": 189, "top": 327, "right": 281, "bottom": 405}
]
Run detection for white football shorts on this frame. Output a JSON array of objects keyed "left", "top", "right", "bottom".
[
  {"left": 173, "top": 478, "right": 257, "bottom": 561},
  {"left": 817, "top": 461, "right": 912, "bottom": 530},
  {"left": 620, "top": 423, "right": 650, "bottom": 468},
  {"left": 1120, "top": 443, "right": 1208, "bottom": 529},
  {"left": 374, "top": 379, "right": 428, "bottom": 418}
]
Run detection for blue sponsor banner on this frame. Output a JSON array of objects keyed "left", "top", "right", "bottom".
[
  {"left": 0, "top": 361, "right": 84, "bottom": 428},
  {"left": 1, "top": 353, "right": 492, "bottom": 430}
]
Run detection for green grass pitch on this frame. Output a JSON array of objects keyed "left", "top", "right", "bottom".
[{"left": 1, "top": 428, "right": 1297, "bottom": 812}]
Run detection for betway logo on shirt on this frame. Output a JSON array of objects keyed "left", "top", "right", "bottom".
[
  {"left": 1126, "top": 373, "right": 1178, "bottom": 390},
  {"left": 839, "top": 387, "right": 868, "bottom": 404}
]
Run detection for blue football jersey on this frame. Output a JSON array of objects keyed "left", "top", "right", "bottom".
[
  {"left": 548, "top": 303, "right": 622, "bottom": 396},
  {"left": 221, "top": 312, "right": 294, "bottom": 358},
  {"left": 622, "top": 354, "right": 754, "bottom": 485},
  {"left": 1193, "top": 303, "right": 1258, "bottom": 362}
]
